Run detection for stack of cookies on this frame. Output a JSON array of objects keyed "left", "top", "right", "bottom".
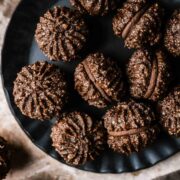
[{"left": 13, "top": 0, "right": 180, "bottom": 166}]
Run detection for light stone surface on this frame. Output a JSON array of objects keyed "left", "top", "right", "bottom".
[{"left": 0, "top": 0, "right": 180, "bottom": 179}]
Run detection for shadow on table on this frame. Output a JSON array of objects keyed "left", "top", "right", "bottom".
[
  {"left": 9, "top": 142, "right": 32, "bottom": 170},
  {"left": 154, "top": 169, "right": 180, "bottom": 180}
]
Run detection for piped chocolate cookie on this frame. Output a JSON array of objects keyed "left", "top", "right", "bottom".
[
  {"left": 70, "top": 0, "right": 117, "bottom": 16},
  {"left": 113, "top": 0, "right": 163, "bottom": 49},
  {"left": 13, "top": 61, "right": 68, "bottom": 120},
  {"left": 127, "top": 49, "right": 172, "bottom": 101},
  {"left": 0, "top": 137, "right": 10, "bottom": 179},
  {"left": 35, "top": 6, "right": 89, "bottom": 61},
  {"left": 158, "top": 86, "right": 180, "bottom": 137},
  {"left": 74, "top": 53, "right": 125, "bottom": 108},
  {"left": 164, "top": 9, "right": 180, "bottom": 57},
  {"left": 104, "top": 100, "right": 159, "bottom": 155},
  {"left": 51, "top": 112, "right": 106, "bottom": 165}
]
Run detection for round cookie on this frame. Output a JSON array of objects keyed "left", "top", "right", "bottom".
[
  {"left": 112, "top": 0, "right": 163, "bottom": 49},
  {"left": 104, "top": 100, "right": 159, "bottom": 155},
  {"left": 164, "top": 9, "right": 180, "bottom": 57},
  {"left": 70, "top": 0, "right": 116, "bottom": 16},
  {"left": 127, "top": 49, "right": 172, "bottom": 101},
  {"left": 0, "top": 137, "right": 10, "bottom": 179},
  {"left": 35, "top": 6, "right": 88, "bottom": 61},
  {"left": 13, "top": 61, "right": 67, "bottom": 120},
  {"left": 51, "top": 112, "right": 106, "bottom": 165},
  {"left": 158, "top": 86, "right": 180, "bottom": 137},
  {"left": 74, "top": 53, "right": 125, "bottom": 108}
]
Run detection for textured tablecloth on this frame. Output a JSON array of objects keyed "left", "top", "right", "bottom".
[{"left": 0, "top": 0, "right": 180, "bottom": 179}]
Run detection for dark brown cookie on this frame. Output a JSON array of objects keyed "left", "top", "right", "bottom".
[
  {"left": 13, "top": 61, "right": 68, "bottom": 120},
  {"left": 158, "top": 86, "right": 180, "bottom": 137},
  {"left": 164, "top": 10, "right": 180, "bottom": 57},
  {"left": 104, "top": 100, "right": 159, "bottom": 155},
  {"left": 74, "top": 53, "right": 125, "bottom": 108},
  {"left": 51, "top": 112, "right": 106, "bottom": 165},
  {"left": 0, "top": 137, "right": 10, "bottom": 179},
  {"left": 35, "top": 6, "right": 88, "bottom": 61},
  {"left": 127, "top": 49, "right": 172, "bottom": 101},
  {"left": 112, "top": 0, "right": 163, "bottom": 49},
  {"left": 70, "top": 0, "right": 116, "bottom": 16}
]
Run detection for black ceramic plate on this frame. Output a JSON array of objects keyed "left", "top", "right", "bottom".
[{"left": 1, "top": 0, "right": 180, "bottom": 173}]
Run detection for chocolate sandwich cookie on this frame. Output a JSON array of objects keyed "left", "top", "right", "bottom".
[
  {"left": 158, "top": 86, "right": 180, "bottom": 137},
  {"left": 0, "top": 137, "right": 10, "bottom": 179},
  {"left": 127, "top": 49, "right": 172, "bottom": 101},
  {"left": 164, "top": 9, "right": 180, "bottom": 57},
  {"left": 51, "top": 112, "right": 106, "bottom": 165},
  {"left": 104, "top": 100, "right": 159, "bottom": 155},
  {"left": 13, "top": 61, "right": 68, "bottom": 120},
  {"left": 35, "top": 6, "right": 88, "bottom": 61},
  {"left": 70, "top": 0, "right": 117, "bottom": 16},
  {"left": 112, "top": 0, "right": 163, "bottom": 49},
  {"left": 74, "top": 53, "right": 125, "bottom": 108}
]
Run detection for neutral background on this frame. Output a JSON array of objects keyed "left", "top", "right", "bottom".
[{"left": 0, "top": 0, "right": 180, "bottom": 179}]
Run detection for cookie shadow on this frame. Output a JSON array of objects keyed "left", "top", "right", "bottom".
[{"left": 9, "top": 143, "right": 32, "bottom": 170}]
